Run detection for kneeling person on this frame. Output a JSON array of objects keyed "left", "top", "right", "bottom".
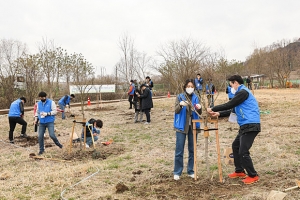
[{"left": 82, "top": 118, "right": 103, "bottom": 148}]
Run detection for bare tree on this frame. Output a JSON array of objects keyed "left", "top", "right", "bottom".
[
  {"left": 156, "top": 38, "right": 209, "bottom": 93},
  {"left": 0, "top": 39, "right": 27, "bottom": 108}
]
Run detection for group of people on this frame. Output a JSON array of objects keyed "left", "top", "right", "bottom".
[
  {"left": 194, "top": 74, "right": 216, "bottom": 107},
  {"left": 128, "top": 76, "right": 153, "bottom": 124},
  {"left": 173, "top": 74, "right": 260, "bottom": 185},
  {"left": 8, "top": 92, "right": 103, "bottom": 154}
]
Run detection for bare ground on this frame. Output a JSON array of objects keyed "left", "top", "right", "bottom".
[{"left": 0, "top": 89, "right": 300, "bottom": 200}]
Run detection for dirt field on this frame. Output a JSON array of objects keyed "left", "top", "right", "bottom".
[{"left": 0, "top": 89, "right": 300, "bottom": 200}]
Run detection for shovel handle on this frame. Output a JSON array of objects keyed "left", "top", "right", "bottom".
[{"left": 284, "top": 186, "right": 299, "bottom": 192}]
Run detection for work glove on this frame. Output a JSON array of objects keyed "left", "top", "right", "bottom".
[
  {"left": 194, "top": 104, "right": 201, "bottom": 109},
  {"left": 179, "top": 101, "right": 188, "bottom": 106}
]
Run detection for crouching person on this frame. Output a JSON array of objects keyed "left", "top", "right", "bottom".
[
  {"left": 82, "top": 118, "right": 103, "bottom": 148},
  {"left": 35, "top": 92, "right": 63, "bottom": 155}
]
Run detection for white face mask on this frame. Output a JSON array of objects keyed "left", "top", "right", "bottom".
[
  {"left": 231, "top": 87, "right": 236, "bottom": 94},
  {"left": 185, "top": 88, "right": 194, "bottom": 95}
]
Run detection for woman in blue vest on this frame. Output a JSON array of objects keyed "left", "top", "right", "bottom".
[
  {"left": 8, "top": 97, "right": 28, "bottom": 143},
  {"left": 34, "top": 91, "right": 63, "bottom": 155},
  {"left": 58, "top": 94, "right": 75, "bottom": 119},
  {"left": 207, "top": 75, "right": 260, "bottom": 185},
  {"left": 173, "top": 79, "right": 202, "bottom": 180}
]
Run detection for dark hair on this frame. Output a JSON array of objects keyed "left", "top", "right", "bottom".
[
  {"left": 183, "top": 79, "right": 195, "bottom": 90},
  {"left": 228, "top": 75, "right": 244, "bottom": 85},
  {"left": 38, "top": 91, "right": 47, "bottom": 97},
  {"left": 70, "top": 94, "right": 75, "bottom": 98},
  {"left": 20, "top": 97, "right": 27, "bottom": 103},
  {"left": 130, "top": 80, "right": 134, "bottom": 83},
  {"left": 146, "top": 76, "right": 150, "bottom": 79},
  {"left": 95, "top": 119, "right": 103, "bottom": 128},
  {"left": 197, "top": 73, "right": 201, "bottom": 76}
]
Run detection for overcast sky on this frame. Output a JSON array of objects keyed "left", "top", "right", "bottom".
[{"left": 1, "top": 0, "right": 299, "bottom": 75}]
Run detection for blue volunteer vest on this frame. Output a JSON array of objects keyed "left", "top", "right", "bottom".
[
  {"left": 38, "top": 99, "right": 55, "bottom": 124},
  {"left": 129, "top": 83, "right": 135, "bottom": 95},
  {"left": 174, "top": 93, "right": 200, "bottom": 131},
  {"left": 58, "top": 95, "right": 70, "bottom": 106},
  {"left": 194, "top": 78, "right": 203, "bottom": 90},
  {"left": 8, "top": 99, "right": 22, "bottom": 117},
  {"left": 234, "top": 85, "right": 260, "bottom": 126}
]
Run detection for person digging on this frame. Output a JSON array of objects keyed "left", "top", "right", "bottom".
[{"left": 207, "top": 75, "right": 260, "bottom": 185}]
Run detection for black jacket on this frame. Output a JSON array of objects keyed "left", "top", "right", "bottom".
[{"left": 139, "top": 88, "right": 153, "bottom": 110}]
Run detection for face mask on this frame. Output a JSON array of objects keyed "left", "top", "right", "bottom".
[
  {"left": 231, "top": 88, "right": 236, "bottom": 94},
  {"left": 185, "top": 88, "right": 194, "bottom": 95},
  {"left": 41, "top": 99, "right": 46, "bottom": 102}
]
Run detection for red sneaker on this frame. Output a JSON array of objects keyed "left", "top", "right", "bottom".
[
  {"left": 242, "top": 176, "right": 259, "bottom": 184},
  {"left": 228, "top": 172, "right": 247, "bottom": 179}
]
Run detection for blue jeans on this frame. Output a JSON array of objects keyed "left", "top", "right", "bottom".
[
  {"left": 38, "top": 122, "right": 61, "bottom": 152},
  {"left": 58, "top": 103, "right": 65, "bottom": 119},
  {"left": 86, "top": 136, "right": 99, "bottom": 146},
  {"left": 174, "top": 127, "right": 196, "bottom": 176}
]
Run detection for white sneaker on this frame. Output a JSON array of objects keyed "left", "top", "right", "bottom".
[
  {"left": 174, "top": 175, "right": 180, "bottom": 180},
  {"left": 144, "top": 122, "right": 150, "bottom": 125},
  {"left": 188, "top": 174, "right": 195, "bottom": 178},
  {"left": 85, "top": 144, "right": 90, "bottom": 148}
]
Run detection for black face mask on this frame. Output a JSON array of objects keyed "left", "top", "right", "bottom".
[{"left": 41, "top": 99, "right": 46, "bottom": 102}]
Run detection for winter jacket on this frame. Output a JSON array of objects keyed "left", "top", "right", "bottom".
[{"left": 139, "top": 87, "right": 153, "bottom": 110}]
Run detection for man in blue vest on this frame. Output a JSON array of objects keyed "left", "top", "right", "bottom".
[
  {"left": 127, "top": 80, "right": 135, "bottom": 109},
  {"left": 58, "top": 94, "right": 75, "bottom": 119},
  {"left": 194, "top": 73, "right": 203, "bottom": 94},
  {"left": 8, "top": 97, "right": 28, "bottom": 143},
  {"left": 207, "top": 75, "right": 260, "bottom": 185},
  {"left": 35, "top": 91, "right": 63, "bottom": 155}
]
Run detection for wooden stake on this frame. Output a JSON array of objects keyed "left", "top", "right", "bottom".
[
  {"left": 214, "top": 119, "right": 223, "bottom": 183},
  {"left": 193, "top": 124, "right": 197, "bottom": 180},
  {"left": 68, "top": 120, "right": 76, "bottom": 154}
]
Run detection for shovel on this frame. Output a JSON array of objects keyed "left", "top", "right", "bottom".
[{"left": 284, "top": 179, "right": 300, "bottom": 192}]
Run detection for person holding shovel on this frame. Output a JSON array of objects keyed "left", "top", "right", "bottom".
[
  {"left": 35, "top": 91, "right": 63, "bottom": 155},
  {"left": 173, "top": 79, "right": 202, "bottom": 180},
  {"left": 81, "top": 118, "right": 103, "bottom": 148},
  {"left": 58, "top": 94, "right": 75, "bottom": 119},
  {"left": 207, "top": 75, "right": 260, "bottom": 185}
]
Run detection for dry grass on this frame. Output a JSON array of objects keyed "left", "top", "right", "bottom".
[{"left": 0, "top": 89, "right": 300, "bottom": 200}]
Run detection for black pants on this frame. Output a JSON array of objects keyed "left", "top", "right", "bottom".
[
  {"left": 128, "top": 95, "right": 134, "bottom": 108},
  {"left": 9, "top": 117, "right": 27, "bottom": 141},
  {"left": 232, "top": 131, "right": 258, "bottom": 177},
  {"left": 143, "top": 108, "right": 151, "bottom": 122}
]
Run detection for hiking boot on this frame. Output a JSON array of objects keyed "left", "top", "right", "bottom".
[
  {"left": 20, "top": 133, "right": 28, "bottom": 138},
  {"left": 174, "top": 175, "right": 180, "bottom": 180},
  {"left": 242, "top": 176, "right": 259, "bottom": 184},
  {"left": 38, "top": 151, "right": 44, "bottom": 155},
  {"left": 10, "top": 140, "right": 14, "bottom": 144},
  {"left": 228, "top": 172, "right": 247, "bottom": 179}
]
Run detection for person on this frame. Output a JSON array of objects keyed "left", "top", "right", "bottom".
[
  {"left": 206, "top": 79, "right": 215, "bottom": 107},
  {"left": 35, "top": 91, "right": 63, "bottom": 155},
  {"left": 81, "top": 118, "right": 103, "bottom": 148},
  {"left": 173, "top": 79, "right": 202, "bottom": 180},
  {"left": 207, "top": 75, "right": 260, "bottom": 185},
  {"left": 8, "top": 97, "right": 28, "bottom": 143},
  {"left": 127, "top": 80, "right": 135, "bottom": 109},
  {"left": 58, "top": 94, "right": 75, "bottom": 119},
  {"left": 145, "top": 76, "right": 154, "bottom": 91},
  {"left": 136, "top": 84, "right": 153, "bottom": 124},
  {"left": 33, "top": 100, "right": 39, "bottom": 134},
  {"left": 133, "top": 87, "right": 143, "bottom": 123},
  {"left": 194, "top": 73, "right": 203, "bottom": 94},
  {"left": 246, "top": 76, "right": 252, "bottom": 90}
]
